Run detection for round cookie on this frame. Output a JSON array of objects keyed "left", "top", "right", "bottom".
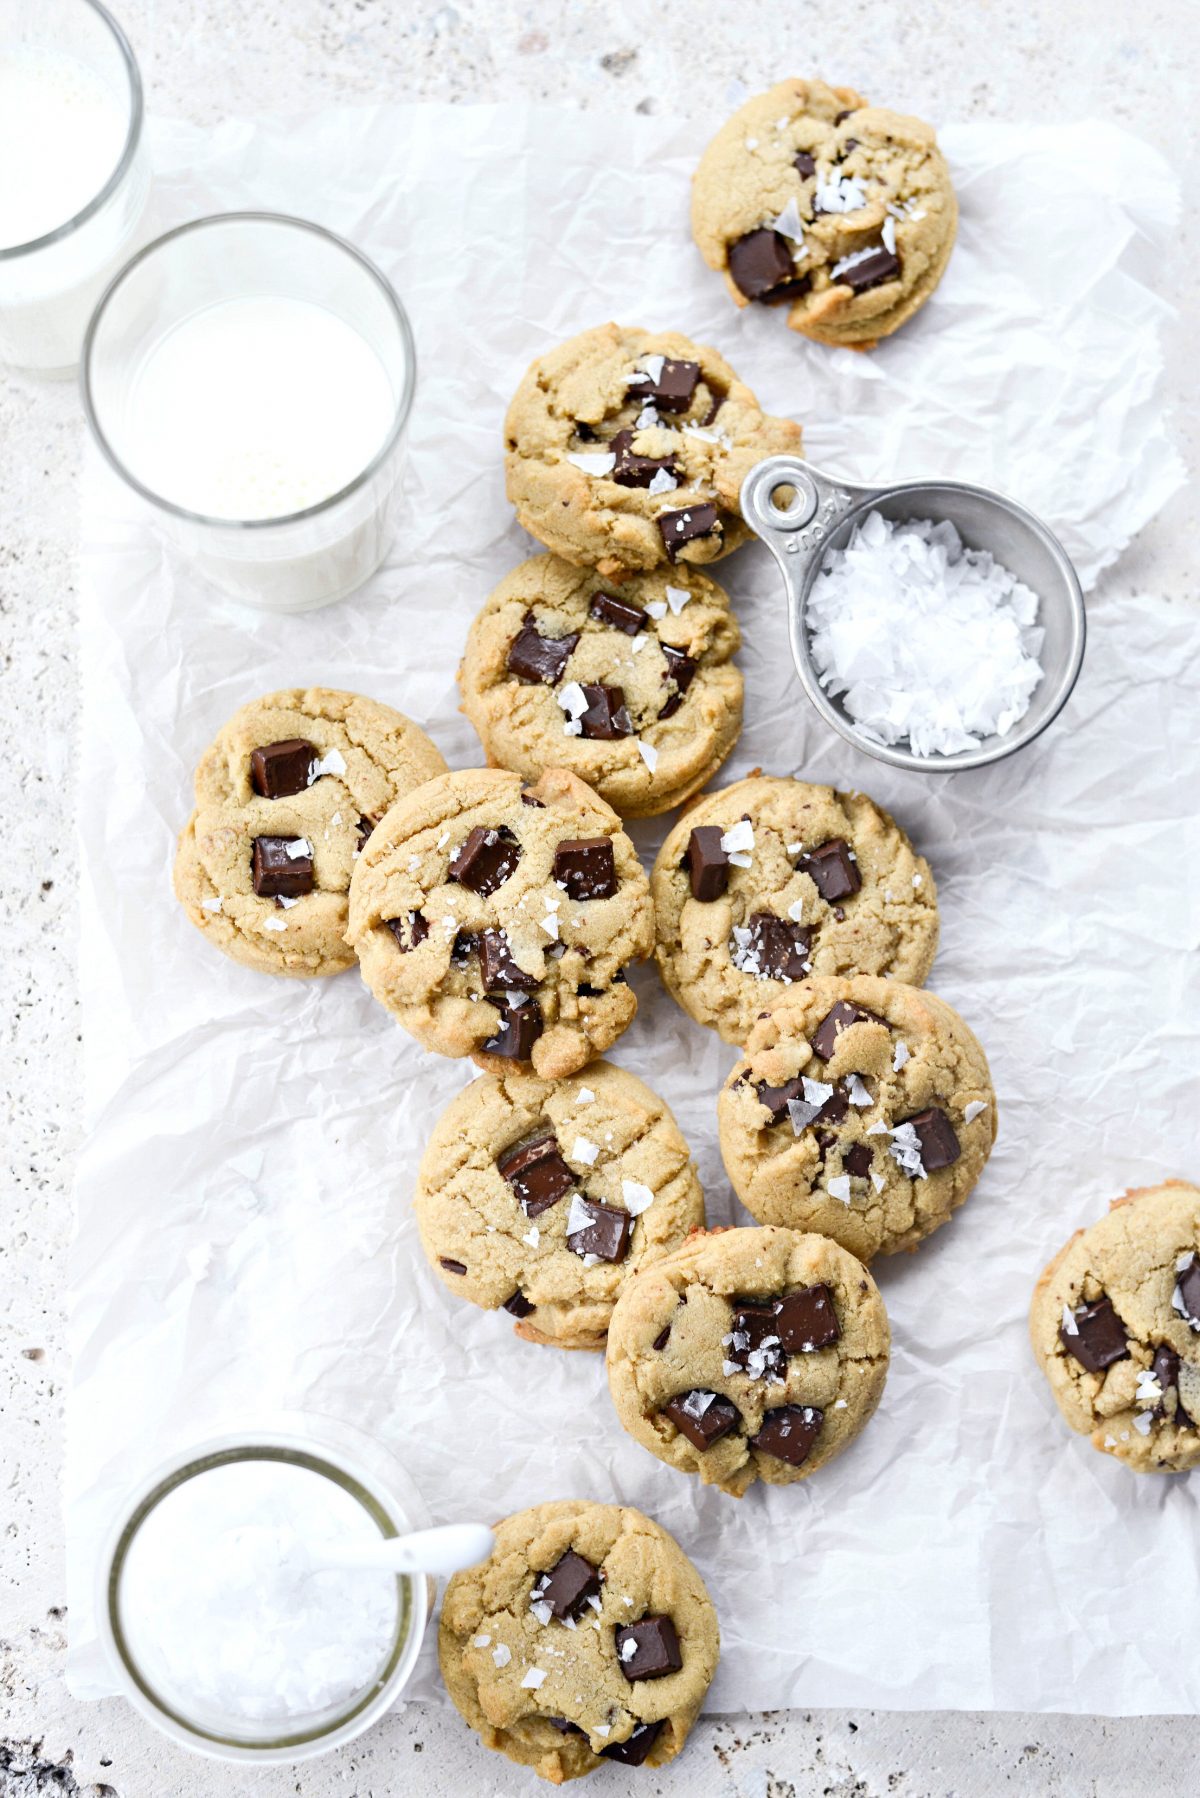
[
  {"left": 651, "top": 775, "right": 938, "bottom": 1045},
  {"left": 1029, "top": 1180, "right": 1200, "bottom": 1474},
  {"left": 172, "top": 686, "right": 447, "bottom": 978},
  {"left": 503, "top": 321, "right": 803, "bottom": 578},
  {"left": 606, "top": 1225, "right": 889, "bottom": 1497},
  {"left": 415, "top": 1060, "right": 706, "bottom": 1351},
  {"left": 346, "top": 766, "right": 654, "bottom": 1079},
  {"left": 691, "top": 77, "right": 957, "bottom": 349},
  {"left": 439, "top": 1499, "right": 719, "bottom": 1782},
  {"left": 458, "top": 553, "right": 743, "bottom": 819},
  {"left": 719, "top": 977, "right": 995, "bottom": 1261}
]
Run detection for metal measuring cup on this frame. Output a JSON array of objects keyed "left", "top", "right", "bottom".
[{"left": 739, "top": 455, "right": 1087, "bottom": 774}]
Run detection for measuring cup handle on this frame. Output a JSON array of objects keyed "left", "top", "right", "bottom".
[{"left": 738, "top": 454, "right": 869, "bottom": 607}]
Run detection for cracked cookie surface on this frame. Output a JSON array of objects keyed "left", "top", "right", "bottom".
[
  {"left": 503, "top": 322, "right": 802, "bottom": 578},
  {"left": 651, "top": 775, "right": 938, "bottom": 1045},
  {"left": 172, "top": 686, "right": 447, "bottom": 978},
  {"left": 439, "top": 1499, "right": 719, "bottom": 1782},
  {"left": 719, "top": 977, "right": 995, "bottom": 1261},
  {"left": 346, "top": 766, "right": 653, "bottom": 1079},
  {"left": 691, "top": 77, "right": 957, "bottom": 348},
  {"left": 415, "top": 1059, "right": 705, "bottom": 1351},
  {"left": 1030, "top": 1180, "right": 1200, "bottom": 1474},
  {"left": 606, "top": 1225, "right": 889, "bottom": 1497},
  {"left": 459, "top": 553, "right": 743, "bottom": 818}
]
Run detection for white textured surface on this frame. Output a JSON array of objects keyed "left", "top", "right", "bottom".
[{"left": 2, "top": 2, "right": 1198, "bottom": 1794}]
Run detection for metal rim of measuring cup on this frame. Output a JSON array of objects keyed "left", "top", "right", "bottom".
[{"left": 740, "top": 454, "right": 1087, "bottom": 774}]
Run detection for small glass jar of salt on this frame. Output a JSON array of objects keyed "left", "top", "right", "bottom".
[{"left": 98, "top": 1429, "right": 432, "bottom": 1762}]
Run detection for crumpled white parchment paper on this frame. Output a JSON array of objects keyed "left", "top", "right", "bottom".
[{"left": 70, "top": 101, "right": 1198, "bottom": 1716}]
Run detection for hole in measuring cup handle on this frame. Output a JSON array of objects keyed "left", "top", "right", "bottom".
[{"left": 740, "top": 455, "right": 821, "bottom": 535}]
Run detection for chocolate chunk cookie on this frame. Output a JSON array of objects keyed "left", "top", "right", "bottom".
[
  {"left": 651, "top": 775, "right": 938, "bottom": 1045},
  {"left": 691, "top": 78, "right": 957, "bottom": 348},
  {"left": 439, "top": 1499, "right": 719, "bottom": 1782},
  {"left": 719, "top": 977, "right": 995, "bottom": 1261},
  {"left": 415, "top": 1059, "right": 705, "bottom": 1351},
  {"left": 606, "top": 1225, "right": 889, "bottom": 1496},
  {"left": 503, "top": 322, "right": 802, "bottom": 578},
  {"left": 172, "top": 686, "right": 447, "bottom": 978},
  {"left": 346, "top": 767, "right": 653, "bottom": 1078},
  {"left": 1030, "top": 1180, "right": 1200, "bottom": 1474},
  {"left": 459, "top": 553, "right": 743, "bottom": 818}
]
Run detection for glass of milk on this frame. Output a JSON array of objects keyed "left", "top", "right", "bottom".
[
  {"left": 98, "top": 1427, "right": 434, "bottom": 1762},
  {"left": 0, "top": 0, "right": 152, "bottom": 376},
  {"left": 82, "top": 212, "right": 416, "bottom": 612}
]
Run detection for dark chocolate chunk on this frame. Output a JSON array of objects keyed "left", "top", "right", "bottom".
[
  {"left": 601, "top": 1721, "right": 663, "bottom": 1766},
  {"left": 482, "top": 997, "right": 543, "bottom": 1060},
  {"left": 609, "top": 427, "right": 680, "bottom": 490},
  {"left": 356, "top": 814, "right": 378, "bottom": 851},
  {"left": 794, "top": 150, "right": 816, "bottom": 178},
  {"left": 727, "top": 1301, "right": 786, "bottom": 1380},
  {"left": 743, "top": 911, "right": 813, "bottom": 981},
  {"left": 903, "top": 1108, "right": 961, "bottom": 1172},
  {"left": 503, "top": 1290, "right": 536, "bottom": 1318},
  {"left": 385, "top": 911, "right": 428, "bottom": 953},
  {"left": 750, "top": 1403, "right": 824, "bottom": 1467},
  {"left": 566, "top": 1196, "right": 632, "bottom": 1264},
  {"left": 439, "top": 1257, "right": 467, "bottom": 1275},
  {"left": 578, "top": 683, "right": 633, "bottom": 739},
  {"left": 630, "top": 357, "right": 701, "bottom": 413},
  {"left": 540, "top": 1549, "right": 601, "bottom": 1620},
  {"left": 1151, "top": 1343, "right": 1182, "bottom": 1420},
  {"left": 728, "top": 227, "right": 797, "bottom": 301},
  {"left": 811, "top": 999, "right": 886, "bottom": 1061},
  {"left": 834, "top": 108, "right": 857, "bottom": 123},
  {"left": 251, "top": 835, "right": 314, "bottom": 899},
  {"left": 652, "top": 1325, "right": 672, "bottom": 1351},
  {"left": 614, "top": 1615, "right": 682, "bottom": 1682},
  {"left": 590, "top": 589, "right": 649, "bottom": 634},
  {"left": 1060, "top": 1296, "right": 1129, "bottom": 1373},
  {"left": 477, "top": 927, "right": 540, "bottom": 993},
  {"left": 700, "top": 389, "right": 725, "bottom": 427},
  {"left": 497, "top": 1133, "right": 575, "bottom": 1218},
  {"left": 842, "top": 137, "right": 859, "bottom": 153},
  {"left": 250, "top": 738, "right": 316, "bottom": 799},
  {"left": 836, "top": 247, "right": 902, "bottom": 293},
  {"left": 754, "top": 1075, "right": 804, "bottom": 1125},
  {"left": 450, "top": 929, "right": 479, "bottom": 967},
  {"left": 818, "top": 1084, "right": 849, "bottom": 1125},
  {"left": 845, "top": 1141, "right": 874, "bottom": 1179},
  {"left": 685, "top": 826, "right": 730, "bottom": 902},
  {"left": 507, "top": 621, "right": 579, "bottom": 685},
  {"left": 658, "top": 504, "right": 720, "bottom": 561},
  {"left": 521, "top": 790, "right": 545, "bottom": 807},
  {"left": 799, "top": 838, "right": 861, "bottom": 903},
  {"left": 449, "top": 825, "right": 522, "bottom": 896},
  {"left": 546, "top": 1717, "right": 585, "bottom": 1737},
  {"left": 1176, "top": 1255, "right": 1200, "bottom": 1329},
  {"left": 775, "top": 1284, "right": 840, "bottom": 1352},
  {"left": 658, "top": 643, "right": 697, "bottom": 719},
  {"left": 554, "top": 837, "right": 618, "bottom": 901},
  {"left": 663, "top": 1390, "right": 741, "bottom": 1450}
]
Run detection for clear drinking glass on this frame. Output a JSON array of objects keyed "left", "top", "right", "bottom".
[
  {"left": 0, "top": 0, "right": 151, "bottom": 376},
  {"left": 81, "top": 212, "right": 416, "bottom": 612}
]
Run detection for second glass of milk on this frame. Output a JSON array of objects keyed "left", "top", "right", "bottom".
[
  {"left": 82, "top": 213, "right": 415, "bottom": 612},
  {"left": 0, "top": 0, "right": 152, "bottom": 376}
]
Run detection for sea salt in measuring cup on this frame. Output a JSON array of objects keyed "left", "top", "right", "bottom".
[
  {"left": 0, "top": 0, "right": 152, "bottom": 375},
  {"left": 97, "top": 1426, "right": 480, "bottom": 1763},
  {"left": 740, "top": 454, "right": 1086, "bottom": 773},
  {"left": 82, "top": 213, "right": 415, "bottom": 611}
]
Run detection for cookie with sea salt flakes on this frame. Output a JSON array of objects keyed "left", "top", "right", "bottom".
[
  {"left": 691, "top": 77, "right": 957, "bottom": 349},
  {"left": 458, "top": 553, "right": 743, "bottom": 819},
  {"left": 650, "top": 774, "right": 938, "bottom": 1046},
  {"left": 172, "top": 686, "right": 447, "bottom": 978},
  {"left": 346, "top": 766, "right": 653, "bottom": 1080},
  {"left": 718, "top": 977, "right": 995, "bottom": 1262},
  {"left": 439, "top": 1499, "right": 719, "bottom": 1782},
  {"left": 606, "top": 1225, "right": 889, "bottom": 1497},
  {"left": 1030, "top": 1180, "right": 1200, "bottom": 1474},
  {"left": 414, "top": 1059, "right": 705, "bottom": 1351},
  {"left": 503, "top": 322, "right": 802, "bottom": 579}
]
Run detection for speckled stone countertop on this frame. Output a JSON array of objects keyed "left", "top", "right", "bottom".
[{"left": 2, "top": 3, "right": 1197, "bottom": 1794}]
